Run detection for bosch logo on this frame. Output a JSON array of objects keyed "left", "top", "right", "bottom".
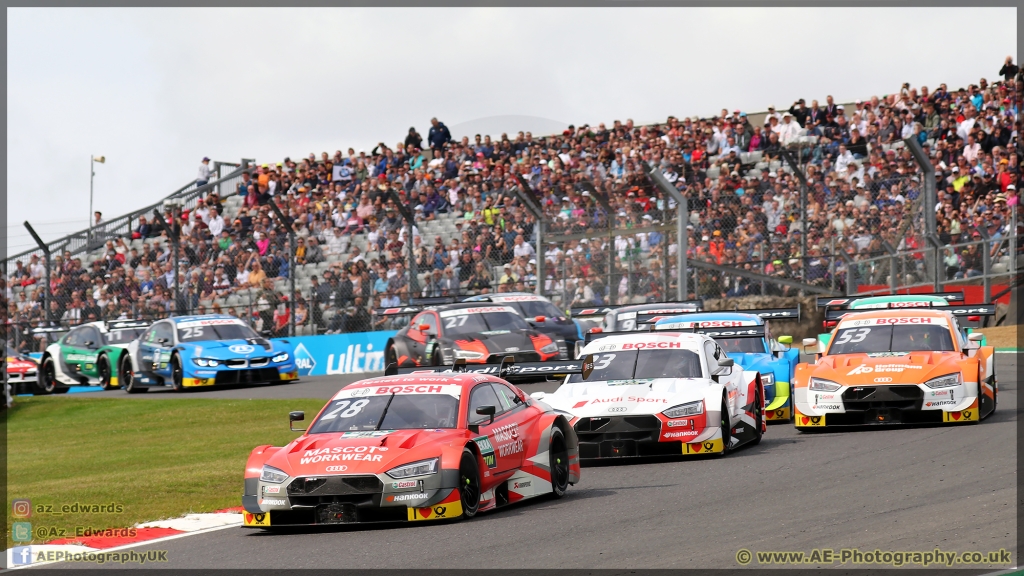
[{"left": 229, "top": 344, "right": 255, "bottom": 354}]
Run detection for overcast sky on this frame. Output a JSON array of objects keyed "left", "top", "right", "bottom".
[{"left": 6, "top": 7, "right": 1016, "bottom": 255}]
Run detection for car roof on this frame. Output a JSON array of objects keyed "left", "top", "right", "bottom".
[
  {"left": 655, "top": 312, "right": 764, "bottom": 325},
  {"left": 582, "top": 331, "right": 707, "bottom": 351},
  {"left": 424, "top": 302, "right": 517, "bottom": 312},
  {"left": 468, "top": 292, "right": 552, "bottom": 303},
  {"left": 168, "top": 314, "right": 239, "bottom": 324},
  {"left": 336, "top": 373, "right": 504, "bottom": 398},
  {"left": 837, "top": 309, "right": 954, "bottom": 322}
]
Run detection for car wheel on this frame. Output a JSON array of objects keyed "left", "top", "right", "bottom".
[
  {"left": 170, "top": 354, "right": 185, "bottom": 393},
  {"left": 548, "top": 428, "right": 570, "bottom": 497},
  {"left": 40, "top": 356, "right": 67, "bottom": 394},
  {"left": 718, "top": 397, "right": 731, "bottom": 455},
  {"left": 430, "top": 344, "right": 443, "bottom": 367},
  {"left": 459, "top": 448, "right": 481, "bottom": 519},
  {"left": 121, "top": 355, "right": 146, "bottom": 394},
  {"left": 97, "top": 355, "right": 116, "bottom": 391},
  {"left": 750, "top": 384, "right": 763, "bottom": 446},
  {"left": 385, "top": 344, "right": 399, "bottom": 369}
]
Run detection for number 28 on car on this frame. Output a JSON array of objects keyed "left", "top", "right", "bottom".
[{"left": 793, "top": 309, "right": 995, "bottom": 428}]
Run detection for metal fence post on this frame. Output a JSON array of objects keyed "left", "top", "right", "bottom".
[
  {"left": 977, "top": 229, "right": 992, "bottom": 303},
  {"left": 23, "top": 222, "right": 51, "bottom": 323}
]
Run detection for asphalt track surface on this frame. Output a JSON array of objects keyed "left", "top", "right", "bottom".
[{"left": 44, "top": 355, "right": 1018, "bottom": 570}]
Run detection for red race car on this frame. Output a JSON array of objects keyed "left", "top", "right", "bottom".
[
  {"left": 5, "top": 345, "right": 39, "bottom": 395},
  {"left": 242, "top": 356, "right": 594, "bottom": 528}
]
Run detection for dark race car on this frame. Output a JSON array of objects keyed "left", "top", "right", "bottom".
[
  {"left": 571, "top": 300, "right": 704, "bottom": 334},
  {"left": 462, "top": 293, "right": 576, "bottom": 359},
  {"left": 376, "top": 301, "right": 562, "bottom": 368}
]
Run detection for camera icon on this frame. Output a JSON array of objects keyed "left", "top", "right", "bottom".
[{"left": 12, "top": 499, "right": 31, "bottom": 518}]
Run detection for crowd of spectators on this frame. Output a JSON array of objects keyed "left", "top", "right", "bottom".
[{"left": 6, "top": 59, "right": 1021, "bottom": 351}]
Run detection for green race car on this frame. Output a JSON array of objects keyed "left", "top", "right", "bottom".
[
  {"left": 816, "top": 292, "right": 993, "bottom": 347},
  {"left": 37, "top": 320, "right": 150, "bottom": 393}
]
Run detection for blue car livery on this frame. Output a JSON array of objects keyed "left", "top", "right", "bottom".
[
  {"left": 122, "top": 315, "right": 298, "bottom": 392},
  {"left": 654, "top": 308, "right": 800, "bottom": 421}
]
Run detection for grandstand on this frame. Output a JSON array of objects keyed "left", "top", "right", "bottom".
[{"left": 5, "top": 61, "right": 1021, "bottom": 351}]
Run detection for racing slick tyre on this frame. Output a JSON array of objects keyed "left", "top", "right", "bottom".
[
  {"left": 430, "top": 344, "right": 443, "bottom": 367},
  {"left": 170, "top": 354, "right": 185, "bottom": 393},
  {"left": 39, "top": 356, "right": 67, "bottom": 394},
  {"left": 459, "top": 448, "right": 481, "bottom": 519},
  {"left": 548, "top": 428, "right": 570, "bottom": 497},
  {"left": 97, "top": 354, "right": 117, "bottom": 391},
  {"left": 718, "top": 397, "right": 731, "bottom": 456},
  {"left": 751, "top": 385, "right": 764, "bottom": 446},
  {"left": 121, "top": 355, "right": 147, "bottom": 394}
]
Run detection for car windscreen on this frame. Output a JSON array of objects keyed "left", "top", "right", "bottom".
[
  {"left": 307, "top": 394, "right": 460, "bottom": 433},
  {"left": 104, "top": 328, "right": 146, "bottom": 345},
  {"left": 715, "top": 337, "right": 767, "bottom": 354},
  {"left": 828, "top": 324, "right": 954, "bottom": 355},
  {"left": 511, "top": 301, "right": 565, "bottom": 321},
  {"left": 440, "top": 309, "right": 530, "bottom": 336},
  {"left": 176, "top": 323, "right": 259, "bottom": 342},
  {"left": 568, "top": 349, "right": 703, "bottom": 382}
]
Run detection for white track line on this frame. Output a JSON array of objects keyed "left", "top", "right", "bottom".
[{"left": 10, "top": 522, "right": 239, "bottom": 570}]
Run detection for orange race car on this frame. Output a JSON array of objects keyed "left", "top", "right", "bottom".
[{"left": 793, "top": 309, "right": 996, "bottom": 428}]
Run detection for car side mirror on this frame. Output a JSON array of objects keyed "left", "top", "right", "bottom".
[
  {"left": 289, "top": 411, "right": 306, "bottom": 432},
  {"left": 83, "top": 340, "right": 96, "bottom": 348},
  {"left": 534, "top": 315, "right": 546, "bottom": 323},
  {"left": 712, "top": 357, "right": 733, "bottom": 376},
  {"left": 475, "top": 405, "right": 496, "bottom": 425},
  {"left": 157, "top": 337, "right": 170, "bottom": 346},
  {"left": 530, "top": 391, "right": 547, "bottom": 400},
  {"left": 967, "top": 333, "right": 984, "bottom": 342},
  {"left": 418, "top": 323, "right": 431, "bottom": 332},
  {"left": 778, "top": 335, "right": 793, "bottom": 347}
]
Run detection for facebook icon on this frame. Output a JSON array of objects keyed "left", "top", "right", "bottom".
[{"left": 12, "top": 546, "right": 33, "bottom": 565}]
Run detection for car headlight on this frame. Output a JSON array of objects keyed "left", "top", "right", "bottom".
[
  {"left": 809, "top": 377, "right": 841, "bottom": 392},
  {"left": 925, "top": 373, "right": 962, "bottom": 389},
  {"left": 663, "top": 400, "right": 703, "bottom": 419},
  {"left": 760, "top": 372, "right": 776, "bottom": 387},
  {"left": 454, "top": 349, "right": 485, "bottom": 359},
  {"left": 540, "top": 342, "right": 559, "bottom": 354},
  {"left": 386, "top": 458, "right": 439, "bottom": 479},
  {"left": 193, "top": 358, "right": 220, "bottom": 367},
  {"left": 260, "top": 465, "right": 289, "bottom": 484},
  {"left": 272, "top": 352, "right": 289, "bottom": 363}
]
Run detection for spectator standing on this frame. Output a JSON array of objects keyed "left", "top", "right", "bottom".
[
  {"left": 428, "top": 118, "right": 452, "bottom": 152},
  {"left": 197, "top": 157, "right": 214, "bottom": 187}
]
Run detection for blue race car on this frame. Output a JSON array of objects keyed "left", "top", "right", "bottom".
[
  {"left": 653, "top": 307, "right": 800, "bottom": 422},
  {"left": 120, "top": 315, "right": 298, "bottom": 392}
]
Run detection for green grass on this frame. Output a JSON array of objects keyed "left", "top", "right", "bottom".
[{"left": 6, "top": 396, "right": 325, "bottom": 549}]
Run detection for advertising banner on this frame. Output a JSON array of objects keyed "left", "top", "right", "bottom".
[{"left": 272, "top": 331, "right": 397, "bottom": 377}]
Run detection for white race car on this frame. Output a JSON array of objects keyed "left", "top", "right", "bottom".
[{"left": 531, "top": 330, "right": 766, "bottom": 459}]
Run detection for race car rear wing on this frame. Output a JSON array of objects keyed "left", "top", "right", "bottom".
[
  {"left": 638, "top": 305, "right": 801, "bottom": 325},
  {"left": 825, "top": 303, "right": 997, "bottom": 322},
  {"left": 30, "top": 326, "right": 70, "bottom": 334},
  {"left": 816, "top": 292, "right": 964, "bottom": 309},
  {"left": 653, "top": 323, "right": 766, "bottom": 339},
  {"left": 569, "top": 299, "right": 704, "bottom": 318},
  {"left": 569, "top": 305, "right": 621, "bottom": 317},
  {"left": 386, "top": 355, "right": 595, "bottom": 383},
  {"left": 374, "top": 306, "right": 425, "bottom": 317},
  {"left": 583, "top": 327, "right": 653, "bottom": 344}
]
